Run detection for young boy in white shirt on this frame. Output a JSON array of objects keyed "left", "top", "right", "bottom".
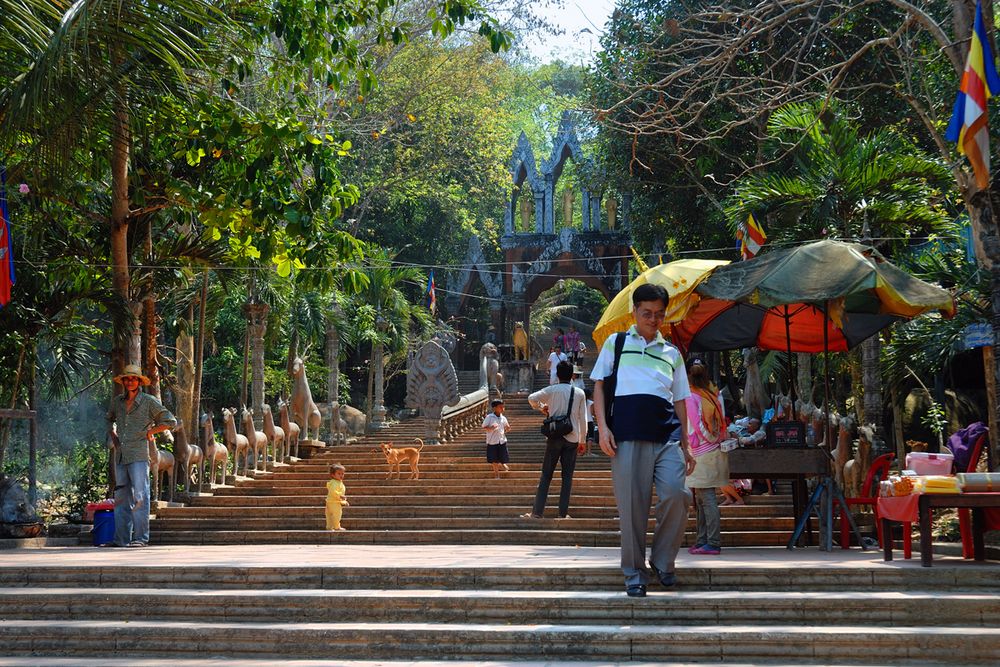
[{"left": 482, "top": 399, "right": 511, "bottom": 479}]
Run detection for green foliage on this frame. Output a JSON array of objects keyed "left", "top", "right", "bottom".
[{"left": 727, "top": 102, "right": 953, "bottom": 248}]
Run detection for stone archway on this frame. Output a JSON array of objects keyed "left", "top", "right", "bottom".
[{"left": 448, "top": 114, "right": 631, "bottom": 353}]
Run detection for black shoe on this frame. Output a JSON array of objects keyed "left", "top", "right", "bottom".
[
  {"left": 648, "top": 562, "right": 676, "bottom": 588},
  {"left": 626, "top": 584, "right": 647, "bottom": 597}
]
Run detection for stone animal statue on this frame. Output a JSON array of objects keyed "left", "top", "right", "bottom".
[
  {"left": 262, "top": 403, "right": 287, "bottom": 464},
  {"left": 200, "top": 411, "right": 229, "bottom": 486},
  {"left": 170, "top": 420, "right": 204, "bottom": 494},
  {"left": 290, "top": 356, "right": 322, "bottom": 442},
  {"left": 844, "top": 424, "right": 875, "bottom": 499},
  {"left": 278, "top": 399, "right": 301, "bottom": 459},
  {"left": 148, "top": 439, "right": 175, "bottom": 503},
  {"left": 321, "top": 402, "right": 348, "bottom": 445},
  {"left": 241, "top": 407, "right": 268, "bottom": 473},
  {"left": 775, "top": 390, "right": 793, "bottom": 421},
  {"left": 0, "top": 475, "right": 43, "bottom": 538},
  {"left": 339, "top": 404, "right": 367, "bottom": 435},
  {"left": 830, "top": 414, "right": 855, "bottom": 489},
  {"left": 221, "top": 407, "right": 251, "bottom": 477},
  {"left": 742, "top": 347, "right": 769, "bottom": 419},
  {"left": 479, "top": 342, "right": 503, "bottom": 397},
  {"left": 512, "top": 322, "right": 530, "bottom": 361}
]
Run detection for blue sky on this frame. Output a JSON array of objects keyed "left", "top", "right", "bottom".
[{"left": 522, "top": 0, "right": 616, "bottom": 64}]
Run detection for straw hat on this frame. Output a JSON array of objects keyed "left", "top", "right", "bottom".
[{"left": 114, "top": 364, "right": 151, "bottom": 386}]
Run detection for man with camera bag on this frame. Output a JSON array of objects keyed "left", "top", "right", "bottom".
[
  {"left": 592, "top": 283, "right": 695, "bottom": 598},
  {"left": 522, "top": 360, "right": 587, "bottom": 519}
]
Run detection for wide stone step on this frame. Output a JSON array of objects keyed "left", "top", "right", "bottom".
[
  {"left": 2, "top": 587, "right": 995, "bottom": 627},
  {"left": 7, "top": 558, "right": 994, "bottom": 592},
  {"left": 145, "top": 528, "right": 797, "bottom": 547},
  {"left": 154, "top": 504, "right": 793, "bottom": 519},
  {"left": 181, "top": 493, "right": 792, "bottom": 509},
  {"left": 148, "top": 516, "right": 798, "bottom": 532},
  {"left": 2, "top": 619, "right": 998, "bottom": 663}
]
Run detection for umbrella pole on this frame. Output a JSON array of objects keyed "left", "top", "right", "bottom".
[{"left": 785, "top": 305, "right": 796, "bottom": 408}]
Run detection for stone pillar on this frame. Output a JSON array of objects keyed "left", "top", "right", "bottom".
[
  {"left": 544, "top": 174, "right": 555, "bottom": 233},
  {"left": 534, "top": 192, "right": 545, "bottom": 233},
  {"left": 326, "top": 314, "right": 344, "bottom": 445},
  {"left": 371, "top": 315, "right": 389, "bottom": 429},
  {"left": 244, "top": 302, "right": 269, "bottom": 424}
]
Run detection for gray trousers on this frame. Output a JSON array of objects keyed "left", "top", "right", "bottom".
[
  {"left": 692, "top": 487, "right": 721, "bottom": 548},
  {"left": 611, "top": 440, "right": 692, "bottom": 586}
]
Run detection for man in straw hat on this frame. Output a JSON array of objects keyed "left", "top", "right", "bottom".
[{"left": 105, "top": 364, "right": 176, "bottom": 547}]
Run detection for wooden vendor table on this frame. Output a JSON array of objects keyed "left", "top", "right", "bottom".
[
  {"left": 728, "top": 447, "right": 831, "bottom": 546},
  {"left": 879, "top": 492, "right": 1000, "bottom": 567}
]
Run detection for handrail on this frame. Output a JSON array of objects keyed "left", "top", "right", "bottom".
[{"left": 439, "top": 388, "right": 489, "bottom": 443}]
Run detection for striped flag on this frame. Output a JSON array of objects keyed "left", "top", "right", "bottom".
[
  {"left": 736, "top": 213, "right": 767, "bottom": 260},
  {"left": 426, "top": 270, "right": 436, "bottom": 315},
  {"left": 0, "top": 168, "right": 15, "bottom": 308},
  {"left": 945, "top": 0, "right": 1000, "bottom": 189}
]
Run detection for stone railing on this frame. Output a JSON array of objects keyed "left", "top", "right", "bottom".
[{"left": 439, "top": 388, "right": 489, "bottom": 443}]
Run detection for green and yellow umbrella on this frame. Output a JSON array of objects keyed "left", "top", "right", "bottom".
[{"left": 592, "top": 258, "right": 730, "bottom": 349}]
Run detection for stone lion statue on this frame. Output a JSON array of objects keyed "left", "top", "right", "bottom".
[
  {"left": 479, "top": 343, "right": 503, "bottom": 397},
  {"left": 512, "top": 322, "right": 529, "bottom": 361}
]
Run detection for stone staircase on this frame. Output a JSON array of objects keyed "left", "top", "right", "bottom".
[
  {"left": 2, "top": 548, "right": 999, "bottom": 663},
  {"left": 138, "top": 363, "right": 807, "bottom": 548}
]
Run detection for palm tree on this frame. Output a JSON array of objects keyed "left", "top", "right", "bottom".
[
  {"left": 1, "top": 0, "right": 232, "bottom": 379},
  {"left": 349, "top": 246, "right": 430, "bottom": 428},
  {"left": 728, "top": 101, "right": 952, "bottom": 432}
]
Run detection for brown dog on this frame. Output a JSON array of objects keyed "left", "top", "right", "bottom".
[{"left": 378, "top": 439, "right": 424, "bottom": 480}]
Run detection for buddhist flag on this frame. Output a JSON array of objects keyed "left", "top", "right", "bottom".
[
  {"left": 736, "top": 213, "right": 766, "bottom": 260},
  {"left": 945, "top": 0, "right": 1000, "bottom": 190},
  {"left": 0, "top": 168, "right": 15, "bottom": 308},
  {"left": 426, "top": 270, "right": 436, "bottom": 315}
]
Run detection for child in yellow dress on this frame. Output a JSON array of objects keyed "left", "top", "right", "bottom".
[{"left": 325, "top": 464, "right": 349, "bottom": 531}]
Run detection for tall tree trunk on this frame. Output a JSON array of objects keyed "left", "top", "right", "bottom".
[
  {"left": 860, "top": 336, "right": 882, "bottom": 432},
  {"left": 110, "top": 106, "right": 133, "bottom": 375},
  {"left": 325, "top": 313, "right": 340, "bottom": 446},
  {"left": 795, "top": 353, "right": 812, "bottom": 408},
  {"left": 142, "top": 218, "right": 160, "bottom": 399},
  {"left": 187, "top": 270, "right": 209, "bottom": 473},
  {"left": 175, "top": 301, "right": 195, "bottom": 431},
  {"left": 0, "top": 343, "right": 27, "bottom": 470}
]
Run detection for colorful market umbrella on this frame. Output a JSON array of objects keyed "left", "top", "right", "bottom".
[
  {"left": 592, "top": 258, "right": 730, "bottom": 349},
  {"left": 670, "top": 240, "right": 956, "bottom": 354}
]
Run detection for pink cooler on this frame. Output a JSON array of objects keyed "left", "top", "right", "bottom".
[{"left": 905, "top": 451, "right": 955, "bottom": 476}]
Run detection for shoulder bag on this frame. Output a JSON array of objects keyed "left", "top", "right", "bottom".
[{"left": 540, "top": 384, "right": 576, "bottom": 439}]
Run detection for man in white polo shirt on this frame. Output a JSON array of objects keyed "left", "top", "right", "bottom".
[{"left": 591, "top": 283, "right": 695, "bottom": 597}]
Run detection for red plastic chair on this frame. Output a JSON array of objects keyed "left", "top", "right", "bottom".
[
  {"left": 958, "top": 431, "right": 989, "bottom": 558},
  {"left": 839, "top": 453, "right": 911, "bottom": 557}
]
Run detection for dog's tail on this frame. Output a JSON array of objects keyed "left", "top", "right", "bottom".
[{"left": 413, "top": 437, "right": 424, "bottom": 451}]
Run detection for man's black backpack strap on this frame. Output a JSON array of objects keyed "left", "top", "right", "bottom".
[{"left": 603, "top": 332, "right": 627, "bottom": 426}]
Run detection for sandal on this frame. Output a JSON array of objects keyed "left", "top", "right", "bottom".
[{"left": 519, "top": 513, "right": 542, "bottom": 519}]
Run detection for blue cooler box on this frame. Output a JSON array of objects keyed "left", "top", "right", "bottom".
[{"left": 92, "top": 510, "right": 115, "bottom": 546}]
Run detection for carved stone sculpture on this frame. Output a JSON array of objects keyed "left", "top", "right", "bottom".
[
  {"left": 221, "top": 407, "right": 251, "bottom": 477},
  {"left": 338, "top": 404, "right": 367, "bottom": 435},
  {"left": 512, "top": 322, "right": 529, "bottom": 361},
  {"left": 262, "top": 403, "right": 287, "bottom": 464},
  {"left": 0, "top": 475, "right": 43, "bottom": 538},
  {"left": 479, "top": 342, "right": 503, "bottom": 399},
  {"left": 241, "top": 407, "right": 268, "bottom": 473},
  {"left": 520, "top": 194, "right": 532, "bottom": 230},
  {"left": 405, "top": 340, "right": 461, "bottom": 444},
  {"left": 290, "top": 357, "right": 322, "bottom": 442},
  {"left": 562, "top": 187, "right": 574, "bottom": 227},
  {"left": 831, "top": 415, "right": 855, "bottom": 489},
  {"left": 199, "top": 412, "right": 229, "bottom": 487},
  {"left": 277, "top": 399, "right": 301, "bottom": 459},
  {"left": 170, "top": 420, "right": 204, "bottom": 494},
  {"left": 326, "top": 402, "right": 348, "bottom": 445},
  {"left": 742, "top": 348, "right": 769, "bottom": 419},
  {"left": 605, "top": 197, "right": 617, "bottom": 230},
  {"left": 148, "top": 439, "right": 175, "bottom": 503},
  {"left": 844, "top": 425, "right": 875, "bottom": 498}
]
